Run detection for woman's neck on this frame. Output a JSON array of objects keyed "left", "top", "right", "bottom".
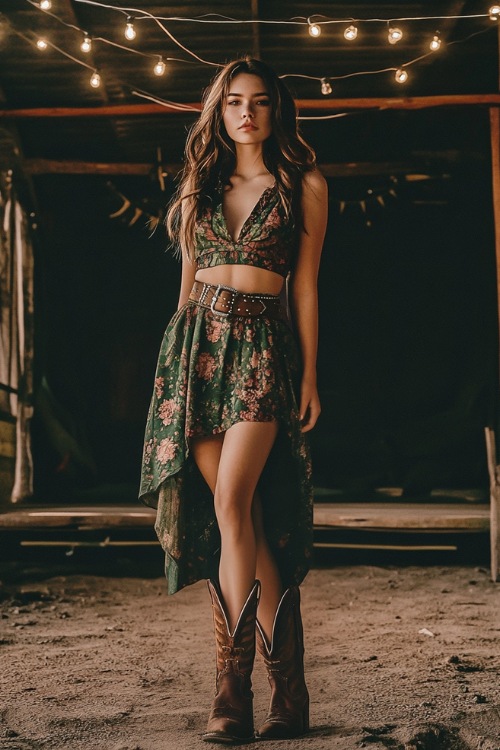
[{"left": 233, "top": 144, "right": 269, "bottom": 181}]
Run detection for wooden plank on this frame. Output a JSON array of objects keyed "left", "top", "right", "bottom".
[
  {"left": 0, "top": 506, "right": 156, "bottom": 529},
  {"left": 313, "top": 503, "right": 490, "bottom": 531},
  {"left": 0, "top": 502, "right": 490, "bottom": 531},
  {"left": 1, "top": 94, "right": 500, "bottom": 119}
]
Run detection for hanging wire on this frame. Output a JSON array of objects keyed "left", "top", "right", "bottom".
[{"left": 2, "top": 0, "right": 497, "bottom": 122}]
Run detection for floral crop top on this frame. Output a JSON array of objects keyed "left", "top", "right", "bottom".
[{"left": 194, "top": 184, "right": 295, "bottom": 278}]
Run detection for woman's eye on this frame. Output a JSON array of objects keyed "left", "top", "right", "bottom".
[
  {"left": 227, "top": 100, "right": 240, "bottom": 105},
  {"left": 257, "top": 100, "right": 270, "bottom": 106}
]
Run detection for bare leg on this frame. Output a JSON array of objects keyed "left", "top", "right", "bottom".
[
  {"left": 191, "top": 420, "right": 278, "bottom": 632},
  {"left": 252, "top": 492, "right": 282, "bottom": 645}
]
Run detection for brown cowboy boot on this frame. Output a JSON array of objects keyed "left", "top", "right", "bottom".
[
  {"left": 255, "top": 586, "right": 309, "bottom": 739},
  {"left": 203, "top": 579, "right": 260, "bottom": 744}
]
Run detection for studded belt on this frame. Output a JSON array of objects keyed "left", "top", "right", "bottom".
[{"left": 189, "top": 281, "right": 285, "bottom": 321}]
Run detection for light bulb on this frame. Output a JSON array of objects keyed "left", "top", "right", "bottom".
[
  {"left": 81, "top": 36, "right": 92, "bottom": 53},
  {"left": 429, "top": 34, "right": 441, "bottom": 51},
  {"left": 321, "top": 78, "right": 332, "bottom": 95},
  {"left": 125, "top": 18, "right": 136, "bottom": 41},
  {"left": 308, "top": 23, "right": 321, "bottom": 38},
  {"left": 90, "top": 70, "right": 101, "bottom": 88},
  {"left": 36, "top": 38, "right": 48, "bottom": 50},
  {"left": 489, "top": 5, "right": 500, "bottom": 19},
  {"left": 153, "top": 57, "right": 166, "bottom": 76},
  {"left": 395, "top": 68, "right": 408, "bottom": 83},
  {"left": 344, "top": 24, "right": 358, "bottom": 40},
  {"left": 40, "top": 0, "right": 51, "bottom": 9},
  {"left": 388, "top": 26, "right": 403, "bottom": 44}
]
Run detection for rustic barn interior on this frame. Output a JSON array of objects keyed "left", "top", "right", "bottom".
[{"left": 1, "top": 1, "right": 500, "bottom": 574}]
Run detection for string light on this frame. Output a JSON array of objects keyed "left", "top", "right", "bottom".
[
  {"left": 344, "top": 24, "right": 358, "bottom": 40},
  {"left": 90, "top": 70, "right": 101, "bottom": 88},
  {"left": 308, "top": 22, "right": 321, "bottom": 38},
  {"left": 153, "top": 56, "right": 166, "bottom": 76},
  {"left": 39, "top": 0, "right": 51, "bottom": 9},
  {"left": 80, "top": 35, "right": 92, "bottom": 52},
  {"left": 4, "top": 2, "right": 497, "bottom": 116},
  {"left": 320, "top": 77, "right": 332, "bottom": 95},
  {"left": 429, "top": 33, "right": 441, "bottom": 51},
  {"left": 388, "top": 26, "right": 403, "bottom": 44},
  {"left": 124, "top": 17, "right": 136, "bottom": 41}
]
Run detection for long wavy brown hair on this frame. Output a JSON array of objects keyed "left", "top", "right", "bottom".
[{"left": 166, "top": 57, "right": 316, "bottom": 261}]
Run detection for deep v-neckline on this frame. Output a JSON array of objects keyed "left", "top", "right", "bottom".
[{"left": 219, "top": 183, "right": 276, "bottom": 244}]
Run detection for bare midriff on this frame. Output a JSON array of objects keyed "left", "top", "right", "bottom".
[{"left": 195, "top": 264, "right": 285, "bottom": 296}]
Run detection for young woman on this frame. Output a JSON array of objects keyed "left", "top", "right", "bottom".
[{"left": 139, "top": 57, "right": 328, "bottom": 744}]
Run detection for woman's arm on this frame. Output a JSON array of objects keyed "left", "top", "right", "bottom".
[
  {"left": 289, "top": 169, "right": 328, "bottom": 432},
  {"left": 178, "top": 252, "right": 197, "bottom": 309}
]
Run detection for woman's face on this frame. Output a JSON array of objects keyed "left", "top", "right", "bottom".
[{"left": 222, "top": 73, "right": 272, "bottom": 146}]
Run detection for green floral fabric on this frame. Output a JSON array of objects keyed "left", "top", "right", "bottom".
[
  {"left": 139, "top": 186, "right": 313, "bottom": 595},
  {"left": 194, "top": 184, "right": 295, "bottom": 278}
]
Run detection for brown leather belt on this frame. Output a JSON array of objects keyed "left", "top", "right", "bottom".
[{"left": 189, "top": 281, "right": 285, "bottom": 321}]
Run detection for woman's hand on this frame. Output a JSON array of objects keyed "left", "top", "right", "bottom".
[{"left": 299, "top": 378, "right": 321, "bottom": 432}]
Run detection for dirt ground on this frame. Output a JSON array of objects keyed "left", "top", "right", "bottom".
[{"left": 1, "top": 554, "right": 500, "bottom": 750}]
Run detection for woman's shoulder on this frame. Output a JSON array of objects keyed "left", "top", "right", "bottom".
[{"left": 301, "top": 168, "right": 328, "bottom": 200}]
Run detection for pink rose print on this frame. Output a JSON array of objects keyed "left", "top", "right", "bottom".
[
  {"left": 206, "top": 318, "right": 225, "bottom": 343},
  {"left": 156, "top": 437, "right": 177, "bottom": 464},
  {"left": 196, "top": 352, "right": 218, "bottom": 380},
  {"left": 158, "top": 398, "right": 178, "bottom": 426},
  {"left": 154, "top": 377, "right": 165, "bottom": 398},
  {"left": 250, "top": 351, "right": 260, "bottom": 369}
]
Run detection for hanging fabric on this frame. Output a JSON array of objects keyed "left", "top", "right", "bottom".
[{"left": 0, "top": 172, "right": 35, "bottom": 502}]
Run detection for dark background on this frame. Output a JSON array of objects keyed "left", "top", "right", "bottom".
[
  {"left": 29, "top": 107, "right": 498, "bottom": 502},
  {"left": 0, "top": 1, "right": 498, "bottom": 502}
]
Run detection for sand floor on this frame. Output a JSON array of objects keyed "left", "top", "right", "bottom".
[{"left": 1, "top": 557, "right": 499, "bottom": 750}]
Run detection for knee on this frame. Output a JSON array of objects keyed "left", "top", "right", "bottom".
[{"left": 214, "top": 489, "right": 252, "bottom": 534}]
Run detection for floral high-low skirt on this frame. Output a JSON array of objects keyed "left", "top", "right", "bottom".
[{"left": 139, "top": 299, "right": 313, "bottom": 595}]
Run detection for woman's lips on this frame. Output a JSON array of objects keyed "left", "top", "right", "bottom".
[{"left": 239, "top": 123, "right": 257, "bottom": 130}]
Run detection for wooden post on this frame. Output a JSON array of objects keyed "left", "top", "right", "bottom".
[
  {"left": 487, "top": 18, "right": 500, "bottom": 583},
  {"left": 485, "top": 427, "right": 500, "bottom": 582},
  {"left": 251, "top": 0, "right": 261, "bottom": 59}
]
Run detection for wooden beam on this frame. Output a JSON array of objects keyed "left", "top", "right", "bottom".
[
  {"left": 23, "top": 157, "right": 467, "bottom": 176},
  {"left": 498, "top": 8, "right": 500, "bottom": 91},
  {"left": 0, "top": 506, "right": 156, "bottom": 529},
  {"left": 24, "top": 159, "right": 178, "bottom": 175},
  {"left": 488, "top": 103, "right": 500, "bottom": 583},
  {"left": 0, "top": 502, "right": 490, "bottom": 531},
  {"left": 251, "top": 0, "right": 261, "bottom": 59},
  {"left": 485, "top": 428, "right": 500, "bottom": 581},
  {"left": 2, "top": 94, "right": 500, "bottom": 119}
]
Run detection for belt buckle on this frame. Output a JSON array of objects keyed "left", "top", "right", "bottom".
[{"left": 210, "top": 284, "right": 238, "bottom": 317}]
